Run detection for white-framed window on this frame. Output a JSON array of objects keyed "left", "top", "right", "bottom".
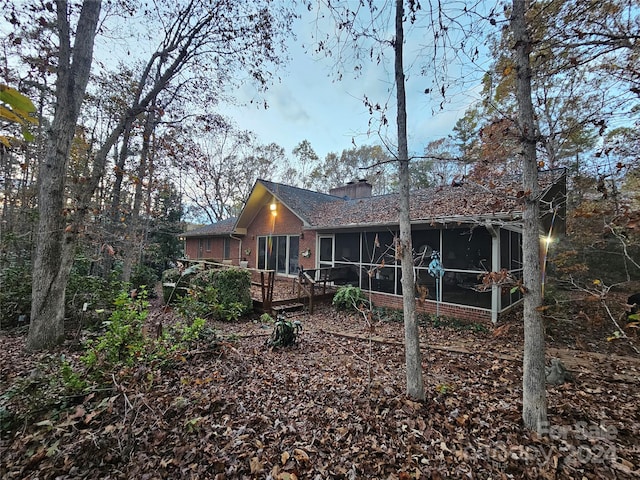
[{"left": 256, "top": 235, "right": 299, "bottom": 275}]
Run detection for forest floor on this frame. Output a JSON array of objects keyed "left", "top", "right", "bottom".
[{"left": 1, "top": 281, "right": 639, "bottom": 479}]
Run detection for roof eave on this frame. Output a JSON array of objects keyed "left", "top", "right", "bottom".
[{"left": 312, "top": 212, "right": 523, "bottom": 231}]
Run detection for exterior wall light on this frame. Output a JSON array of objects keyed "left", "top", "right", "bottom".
[{"left": 270, "top": 201, "right": 277, "bottom": 216}]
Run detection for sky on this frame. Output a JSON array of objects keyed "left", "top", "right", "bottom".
[
  {"left": 1, "top": 1, "right": 485, "bottom": 165},
  {"left": 216, "top": 6, "right": 484, "bottom": 162}
]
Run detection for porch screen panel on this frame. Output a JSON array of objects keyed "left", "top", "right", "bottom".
[
  {"left": 415, "top": 269, "right": 437, "bottom": 300},
  {"left": 372, "top": 266, "right": 396, "bottom": 294},
  {"left": 503, "top": 271, "right": 523, "bottom": 306},
  {"left": 500, "top": 229, "right": 523, "bottom": 308},
  {"left": 412, "top": 229, "right": 440, "bottom": 267},
  {"left": 332, "top": 233, "right": 361, "bottom": 285},
  {"left": 436, "top": 227, "right": 492, "bottom": 309},
  {"left": 511, "top": 230, "right": 522, "bottom": 271},
  {"left": 359, "top": 266, "right": 396, "bottom": 294},
  {"left": 441, "top": 273, "right": 491, "bottom": 308},
  {"left": 441, "top": 228, "right": 491, "bottom": 272},
  {"left": 362, "top": 231, "right": 395, "bottom": 263},
  {"left": 334, "top": 233, "right": 360, "bottom": 262}
]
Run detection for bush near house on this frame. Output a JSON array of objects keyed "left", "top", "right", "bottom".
[
  {"left": 193, "top": 268, "right": 252, "bottom": 320},
  {"left": 170, "top": 266, "right": 253, "bottom": 321},
  {"left": 332, "top": 285, "right": 370, "bottom": 311},
  {"left": 161, "top": 265, "right": 200, "bottom": 304}
]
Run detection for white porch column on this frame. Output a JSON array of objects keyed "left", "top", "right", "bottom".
[{"left": 487, "top": 224, "right": 501, "bottom": 323}]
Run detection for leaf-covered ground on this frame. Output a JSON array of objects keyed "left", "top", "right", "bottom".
[{"left": 1, "top": 294, "right": 639, "bottom": 479}]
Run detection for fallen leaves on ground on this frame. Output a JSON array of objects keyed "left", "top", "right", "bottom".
[{"left": 1, "top": 303, "right": 639, "bottom": 479}]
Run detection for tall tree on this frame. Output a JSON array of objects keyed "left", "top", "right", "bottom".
[
  {"left": 167, "top": 116, "right": 273, "bottom": 223},
  {"left": 28, "top": 0, "right": 101, "bottom": 350},
  {"left": 14, "top": 0, "right": 293, "bottom": 349},
  {"left": 291, "top": 140, "right": 320, "bottom": 189},
  {"left": 395, "top": 0, "right": 425, "bottom": 400},
  {"left": 511, "top": 0, "right": 548, "bottom": 432},
  {"left": 309, "top": 0, "right": 425, "bottom": 400},
  {"left": 310, "top": 144, "right": 395, "bottom": 194}
]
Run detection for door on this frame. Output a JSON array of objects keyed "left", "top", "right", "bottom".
[{"left": 318, "top": 235, "right": 334, "bottom": 270}]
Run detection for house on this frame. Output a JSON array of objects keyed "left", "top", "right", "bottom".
[{"left": 180, "top": 170, "right": 566, "bottom": 323}]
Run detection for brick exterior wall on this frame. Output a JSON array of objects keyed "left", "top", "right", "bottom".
[
  {"left": 184, "top": 236, "right": 241, "bottom": 264},
  {"left": 299, "top": 230, "right": 316, "bottom": 272},
  {"left": 244, "top": 203, "right": 312, "bottom": 271}
]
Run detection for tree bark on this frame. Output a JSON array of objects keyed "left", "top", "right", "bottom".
[
  {"left": 122, "top": 108, "right": 156, "bottom": 282},
  {"left": 27, "top": 0, "right": 101, "bottom": 350},
  {"left": 511, "top": 0, "right": 548, "bottom": 432},
  {"left": 395, "top": 0, "right": 425, "bottom": 401}
]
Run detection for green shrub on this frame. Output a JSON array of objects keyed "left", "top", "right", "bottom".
[
  {"left": 332, "top": 285, "right": 370, "bottom": 311},
  {"left": 0, "top": 253, "right": 129, "bottom": 329},
  {"left": 83, "top": 289, "right": 215, "bottom": 377},
  {"left": 267, "top": 315, "right": 302, "bottom": 348},
  {"left": 1, "top": 294, "right": 215, "bottom": 435},
  {"left": 183, "top": 268, "right": 252, "bottom": 321},
  {"left": 66, "top": 269, "right": 124, "bottom": 326},
  {"left": 60, "top": 356, "right": 88, "bottom": 393},
  {"left": 175, "top": 285, "right": 219, "bottom": 320},
  {"left": 260, "top": 313, "right": 275, "bottom": 323},
  {"left": 0, "top": 259, "right": 31, "bottom": 328},
  {"left": 193, "top": 268, "right": 252, "bottom": 313},
  {"left": 177, "top": 317, "right": 207, "bottom": 343},
  {"left": 130, "top": 264, "right": 159, "bottom": 297},
  {"left": 82, "top": 290, "right": 149, "bottom": 370},
  {"left": 161, "top": 264, "right": 201, "bottom": 304}
]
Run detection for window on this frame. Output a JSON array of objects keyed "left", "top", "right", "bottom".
[
  {"left": 223, "top": 238, "right": 230, "bottom": 259},
  {"left": 198, "top": 238, "right": 211, "bottom": 257},
  {"left": 257, "top": 235, "right": 299, "bottom": 275}
]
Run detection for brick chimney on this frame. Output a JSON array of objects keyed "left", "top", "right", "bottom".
[{"left": 329, "top": 179, "right": 372, "bottom": 199}]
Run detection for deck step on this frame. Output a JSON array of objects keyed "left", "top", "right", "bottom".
[{"left": 272, "top": 303, "right": 305, "bottom": 314}]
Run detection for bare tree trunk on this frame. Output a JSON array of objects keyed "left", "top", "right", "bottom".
[
  {"left": 122, "top": 108, "right": 156, "bottom": 282},
  {"left": 110, "top": 118, "right": 134, "bottom": 224},
  {"left": 395, "top": 0, "right": 425, "bottom": 401},
  {"left": 511, "top": 0, "right": 548, "bottom": 432},
  {"left": 27, "top": 0, "right": 101, "bottom": 351}
]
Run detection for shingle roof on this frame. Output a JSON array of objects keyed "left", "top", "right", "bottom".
[
  {"left": 181, "top": 217, "right": 237, "bottom": 237},
  {"left": 309, "top": 169, "right": 565, "bottom": 228},
  {"left": 258, "top": 179, "right": 342, "bottom": 224},
  {"left": 310, "top": 182, "right": 518, "bottom": 228}
]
